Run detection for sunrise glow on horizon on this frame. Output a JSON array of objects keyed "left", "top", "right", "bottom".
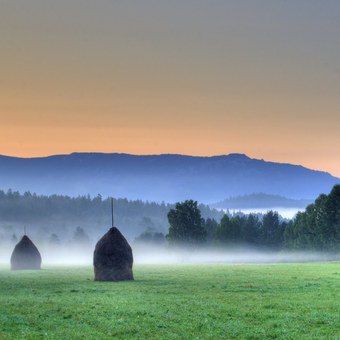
[{"left": 1, "top": 1, "right": 340, "bottom": 177}]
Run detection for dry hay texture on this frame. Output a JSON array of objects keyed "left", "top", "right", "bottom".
[
  {"left": 10, "top": 235, "right": 42, "bottom": 270},
  {"left": 93, "top": 227, "right": 134, "bottom": 281}
]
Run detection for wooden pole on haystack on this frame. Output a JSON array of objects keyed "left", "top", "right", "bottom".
[{"left": 111, "top": 198, "right": 114, "bottom": 227}]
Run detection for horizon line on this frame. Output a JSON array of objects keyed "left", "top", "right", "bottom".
[{"left": 0, "top": 151, "right": 336, "bottom": 178}]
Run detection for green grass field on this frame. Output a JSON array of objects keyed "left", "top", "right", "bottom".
[{"left": 0, "top": 263, "right": 339, "bottom": 339}]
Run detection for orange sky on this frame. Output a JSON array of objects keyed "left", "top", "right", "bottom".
[{"left": 1, "top": 1, "right": 340, "bottom": 177}]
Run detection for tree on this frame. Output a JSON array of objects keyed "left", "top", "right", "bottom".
[
  {"left": 166, "top": 200, "right": 206, "bottom": 246},
  {"left": 134, "top": 227, "right": 165, "bottom": 245},
  {"left": 215, "top": 214, "right": 242, "bottom": 244},
  {"left": 242, "top": 214, "right": 261, "bottom": 245},
  {"left": 49, "top": 233, "right": 61, "bottom": 246},
  {"left": 72, "top": 226, "right": 90, "bottom": 244},
  {"left": 260, "top": 211, "right": 284, "bottom": 249},
  {"left": 204, "top": 218, "right": 218, "bottom": 244},
  {"left": 11, "top": 233, "right": 18, "bottom": 244},
  {"left": 283, "top": 220, "right": 295, "bottom": 249},
  {"left": 322, "top": 184, "right": 340, "bottom": 251},
  {"left": 283, "top": 189, "right": 339, "bottom": 252}
]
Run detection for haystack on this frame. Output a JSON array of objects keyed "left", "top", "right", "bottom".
[
  {"left": 93, "top": 227, "right": 134, "bottom": 281},
  {"left": 10, "top": 235, "right": 42, "bottom": 270}
]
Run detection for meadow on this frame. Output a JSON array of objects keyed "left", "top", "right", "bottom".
[{"left": 0, "top": 263, "right": 339, "bottom": 339}]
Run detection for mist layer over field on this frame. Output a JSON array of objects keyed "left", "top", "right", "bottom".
[
  {"left": 229, "top": 207, "right": 303, "bottom": 219},
  {"left": 0, "top": 242, "right": 336, "bottom": 266}
]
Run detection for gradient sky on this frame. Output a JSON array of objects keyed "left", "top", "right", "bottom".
[{"left": 1, "top": 1, "right": 340, "bottom": 176}]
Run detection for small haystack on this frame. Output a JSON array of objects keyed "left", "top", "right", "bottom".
[
  {"left": 10, "top": 235, "right": 42, "bottom": 270},
  {"left": 93, "top": 227, "right": 134, "bottom": 281}
]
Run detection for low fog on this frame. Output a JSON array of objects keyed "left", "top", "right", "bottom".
[
  {"left": 0, "top": 241, "right": 337, "bottom": 267},
  {"left": 228, "top": 208, "right": 302, "bottom": 220}
]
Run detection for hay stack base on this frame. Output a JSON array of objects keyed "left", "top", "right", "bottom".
[
  {"left": 93, "top": 227, "right": 134, "bottom": 281},
  {"left": 11, "top": 235, "right": 42, "bottom": 270}
]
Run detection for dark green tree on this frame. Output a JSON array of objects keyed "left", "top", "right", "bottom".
[
  {"left": 283, "top": 220, "right": 295, "bottom": 248},
  {"left": 283, "top": 191, "right": 338, "bottom": 251},
  {"left": 322, "top": 184, "right": 340, "bottom": 251},
  {"left": 260, "top": 211, "right": 284, "bottom": 248},
  {"left": 135, "top": 227, "right": 165, "bottom": 244},
  {"left": 166, "top": 200, "right": 206, "bottom": 245},
  {"left": 242, "top": 214, "right": 261, "bottom": 245},
  {"left": 204, "top": 218, "right": 218, "bottom": 244},
  {"left": 215, "top": 214, "right": 242, "bottom": 244}
]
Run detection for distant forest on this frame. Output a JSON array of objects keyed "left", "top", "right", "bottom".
[
  {"left": 211, "top": 193, "right": 313, "bottom": 209},
  {"left": 203, "top": 186, "right": 339, "bottom": 252},
  {"left": 0, "top": 187, "right": 338, "bottom": 254},
  {"left": 0, "top": 189, "right": 224, "bottom": 242}
]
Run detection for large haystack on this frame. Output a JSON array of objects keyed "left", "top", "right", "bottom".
[
  {"left": 93, "top": 227, "right": 134, "bottom": 281},
  {"left": 10, "top": 235, "right": 42, "bottom": 270}
]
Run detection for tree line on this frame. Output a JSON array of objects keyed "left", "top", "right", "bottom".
[
  {"left": 1, "top": 185, "right": 338, "bottom": 252},
  {"left": 166, "top": 185, "right": 340, "bottom": 252},
  {"left": 166, "top": 200, "right": 287, "bottom": 249},
  {"left": 283, "top": 184, "right": 340, "bottom": 252},
  {"left": 0, "top": 189, "right": 224, "bottom": 241}
]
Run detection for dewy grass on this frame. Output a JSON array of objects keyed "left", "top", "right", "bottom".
[{"left": 0, "top": 263, "right": 339, "bottom": 339}]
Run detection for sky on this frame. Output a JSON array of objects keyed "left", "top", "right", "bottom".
[{"left": 1, "top": 0, "right": 340, "bottom": 177}]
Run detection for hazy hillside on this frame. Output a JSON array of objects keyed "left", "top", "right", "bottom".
[
  {"left": 0, "top": 191, "right": 224, "bottom": 241},
  {"left": 211, "top": 193, "right": 313, "bottom": 210},
  {"left": 0, "top": 153, "right": 339, "bottom": 203}
]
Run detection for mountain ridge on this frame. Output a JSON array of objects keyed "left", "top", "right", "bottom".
[
  {"left": 0, "top": 152, "right": 334, "bottom": 177},
  {"left": 0, "top": 152, "right": 338, "bottom": 203}
]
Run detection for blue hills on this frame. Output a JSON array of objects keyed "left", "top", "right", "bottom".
[
  {"left": 0, "top": 152, "right": 338, "bottom": 204},
  {"left": 211, "top": 193, "right": 314, "bottom": 210}
]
